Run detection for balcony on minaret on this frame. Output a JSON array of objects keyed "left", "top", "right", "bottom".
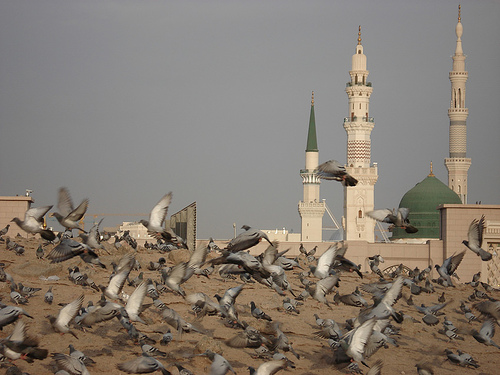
[
  {"left": 346, "top": 81, "right": 372, "bottom": 87},
  {"left": 344, "top": 116, "right": 374, "bottom": 123}
]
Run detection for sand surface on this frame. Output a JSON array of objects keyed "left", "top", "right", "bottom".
[{"left": 0, "top": 235, "right": 499, "bottom": 375}]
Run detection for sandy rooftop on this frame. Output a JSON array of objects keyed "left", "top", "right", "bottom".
[{"left": 0, "top": 235, "right": 499, "bottom": 375}]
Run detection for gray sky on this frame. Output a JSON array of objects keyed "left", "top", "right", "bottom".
[{"left": 1, "top": 0, "right": 498, "bottom": 240}]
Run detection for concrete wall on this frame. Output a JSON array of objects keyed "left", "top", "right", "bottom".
[
  {"left": 0, "top": 196, "right": 34, "bottom": 237},
  {"left": 440, "top": 204, "right": 500, "bottom": 286}
]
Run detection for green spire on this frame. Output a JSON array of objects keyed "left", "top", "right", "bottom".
[{"left": 306, "top": 91, "right": 318, "bottom": 152}]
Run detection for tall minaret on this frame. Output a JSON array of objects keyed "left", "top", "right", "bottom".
[
  {"left": 343, "top": 27, "right": 378, "bottom": 242},
  {"left": 445, "top": 5, "right": 471, "bottom": 203},
  {"left": 298, "top": 92, "right": 325, "bottom": 241}
]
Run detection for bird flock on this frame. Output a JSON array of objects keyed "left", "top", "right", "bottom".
[{"left": 0, "top": 186, "right": 498, "bottom": 375}]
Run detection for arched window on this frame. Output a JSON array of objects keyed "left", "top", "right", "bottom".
[{"left": 358, "top": 210, "right": 363, "bottom": 218}]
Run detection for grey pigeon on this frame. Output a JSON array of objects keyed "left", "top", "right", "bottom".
[
  {"left": 200, "top": 350, "right": 236, "bottom": 375},
  {"left": 316, "top": 159, "right": 358, "bottom": 186},
  {"left": 10, "top": 205, "right": 55, "bottom": 241},
  {"left": 367, "top": 207, "right": 418, "bottom": 233},
  {"left": 435, "top": 250, "right": 465, "bottom": 287},
  {"left": 52, "top": 352, "right": 90, "bottom": 375},
  {"left": 44, "top": 286, "right": 54, "bottom": 304},
  {"left": 69, "top": 344, "right": 95, "bottom": 366},
  {"left": 250, "top": 301, "right": 272, "bottom": 321},
  {"left": 51, "top": 187, "right": 88, "bottom": 233},
  {"left": 0, "top": 306, "right": 33, "bottom": 329},
  {"left": 46, "top": 238, "right": 106, "bottom": 268},
  {"left": 463, "top": 215, "right": 492, "bottom": 261},
  {"left": 472, "top": 319, "right": 500, "bottom": 348},
  {"left": 226, "top": 225, "right": 273, "bottom": 252}
]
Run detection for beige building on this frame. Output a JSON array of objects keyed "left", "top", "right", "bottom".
[{"left": 0, "top": 195, "right": 35, "bottom": 237}]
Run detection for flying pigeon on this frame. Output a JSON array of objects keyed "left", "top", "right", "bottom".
[
  {"left": 51, "top": 187, "right": 88, "bottom": 233},
  {"left": 367, "top": 207, "right": 418, "bottom": 233},
  {"left": 10, "top": 205, "right": 55, "bottom": 241},
  {"left": 139, "top": 192, "right": 176, "bottom": 242},
  {"left": 226, "top": 225, "right": 273, "bottom": 252},
  {"left": 463, "top": 215, "right": 492, "bottom": 261},
  {"left": 316, "top": 159, "right": 358, "bottom": 186}
]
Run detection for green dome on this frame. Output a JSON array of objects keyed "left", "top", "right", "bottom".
[{"left": 391, "top": 174, "right": 462, "bottom": 240}]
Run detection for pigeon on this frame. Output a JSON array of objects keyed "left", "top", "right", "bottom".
[
  {"left": 80, "top": 218, "right": 109, "bottom": 254},
  {"left": 125, "top": 281, "right": 148, "bottom": 324},
  {"left": 248, "top": 358, "right": 287, "bottom": 375},
  {"left": 36, "top": 245, "right": 44, "bottom": 259},
  {"left": 341, "top": 317, "right": 376, "bottom": 367},
  {"left": 51, "top": 187, "right": 88, "bottom": 233},
  {"left": 69, "top": 344, "right": 95, "bottom": 366},
  {"left": 435, "top": 250, "right": 466, "bottom": 287},
  {"left": 0, "top": 320, "right": 48, "bottom": 362},
  {"left": 199, "top": 350, "right": 236, "bottom": 375},
  {"left": 472, "top": 319, "right": 500, "bottom": 348},
  {"left": 44, "top": 287, "right": 54, "bottom": 304},
  {"left": 415, "top": 362, "right": 434, "bottom": 375},
  {"left": 46, "top": 294, "right": 84, "bottom": 338},
  {"left": 0, "top": 224, "right": 10, "bottom": 237},
  {"left": 250, "top": 301, "right": 272, "bottom": 321},
  {"left": 368, "top": 255, "right": 384, "bottom": 278},
  {"left": 311, "top": 244, "right": 339, "bottom": 279},
  {"left": 139, "top": 192, "right": 176, "bottom": 242},
  {"left": 100, "top": 253, "right": 135, "bottom": 300},
  {"left": 312, "top": 275, "right": 340, "bottom": 306},
  {"left": 463, "top": 215, "right": 492, "bottom": 261},
  {"left": 367, "top": 207, "right": 418, "bottom": 233},
  {"left": 473, "top": 300, "right": 500, "bottom": 323},
  {"left": 10, "top": 205, "right": 55, "bottom": 241},
  {"left": 140, "top": 341, "right": 167, "bottom": 357},
  {"left": 52, "top": 352, "right": 90, "bottom": 375},
  {"left": 46, "top": 238, "right": 106, "bottom": 268},
  {"left": 316, "top": 159, "right": 358, "bottom": 186},
  {"left": 226, "top": 225, "right": 273, "bottom": 252},
  {"left": 0, "top": 306, "right": 33, "bottom": 330},
  {"left": 160, "top": 329, "right": 173, "bottom": 346}
]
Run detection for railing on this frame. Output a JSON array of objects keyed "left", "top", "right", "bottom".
[
  {"left": 346, "top": 82, "right": 372, "bottom": 87},
  {"left": 344, "top": 116, "right": 374, "bottom": 123}
]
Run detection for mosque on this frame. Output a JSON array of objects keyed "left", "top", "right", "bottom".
[{"left": 295, "top": 6, "right": 500, "bottom": 286}]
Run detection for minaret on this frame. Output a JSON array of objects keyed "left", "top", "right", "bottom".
[
  {"left": 298, "top": 92, "right": 325, "bottom": 241},
  {"left": 342, "top": 27, "right": 378, "bottom": 242},
  {"left": 445, "top": 5, "right": 471, "bottom": 203}
]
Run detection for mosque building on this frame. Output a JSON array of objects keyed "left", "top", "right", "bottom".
[{"left": 292, "top": 6, "right": 500, "bottom": 285}]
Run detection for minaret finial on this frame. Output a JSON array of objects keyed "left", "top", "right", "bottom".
[
  {"left": 458, "top": 4, "right": 461, "bottom": 22},
  {"left": 311, "top": 91, "right": 314, "bottom": 106},
  {"left": 428, "top": 161, "right": 435, "bottom": 177},
  {"left": 357, "top": 25, "right": 362, "bottom": 45}
]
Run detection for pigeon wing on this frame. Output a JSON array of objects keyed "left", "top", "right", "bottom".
[
  {"left": 47, "top": 238, "right": 85, "bottom": 263},
  {"left": 57, "top": 294, "right": 84, "bottom": 327},
  {"left": 366, "top": 209, "right": 393, "bottom": 223},
  {"left": 125, "top": 282, "right": 147, "bottom": 318},
  {"left": 57, "top": 187, "right": 75, "bottom": 217},
  {"left": 346, "top": 318, "right": 376, "bottom": 363},
  {"left": 148, "top": 193, "right": 172, "bottom": 231},
  {"left": 67, "top": 199, "right": 89, "bottom": 222}
]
